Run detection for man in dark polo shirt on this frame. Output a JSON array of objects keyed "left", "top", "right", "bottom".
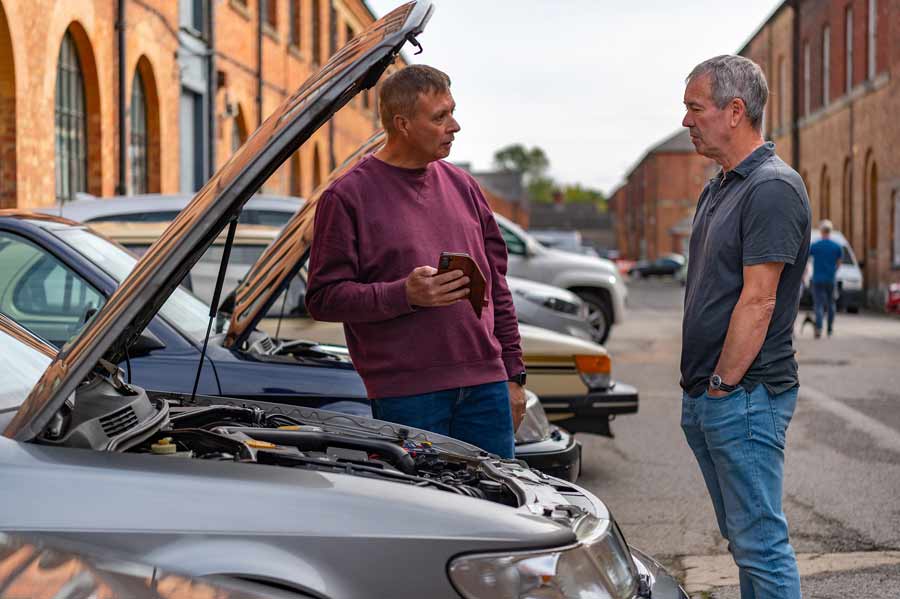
[
  {"left": 306, "top": 65, "right": 526, "bottom": 458},
  {"left": 680, "top": 55, "right": 810, "bottom": 599}
]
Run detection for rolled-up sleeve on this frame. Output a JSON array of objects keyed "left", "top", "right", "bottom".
[
  {"left": 306, "top": 190, "right": 415, "bottom": 323},
  {"left": 742, "top": 179, "right": 807, "bottom": 266}
]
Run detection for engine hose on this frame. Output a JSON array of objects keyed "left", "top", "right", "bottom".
[{"left": 220, "top": 428, "right": 417, "bottom": 475}]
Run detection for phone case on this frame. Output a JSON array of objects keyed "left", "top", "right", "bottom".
[{"left": 437, "top": 252, "right": 487, "bottom": 319}]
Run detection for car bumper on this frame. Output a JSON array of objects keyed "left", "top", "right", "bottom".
[
  {"left": 520, "top": 308, "right": 597, "bottom": 342},
  {"left": 631, "top": 547, "right": 690, "bottom": 599},
  {"left": 540, "top": 381, "right": 639, "bottom": 435},
  {"left": 515, "top": 425, "right": 582, "bottom": 482}
]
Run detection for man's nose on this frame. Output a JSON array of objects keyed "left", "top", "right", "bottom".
[
  {"left": 449, "top": 115, "right": 461, "bottom": 133},
  {"left": 682, "top": 112, "right": 692, "bottom": 128}
]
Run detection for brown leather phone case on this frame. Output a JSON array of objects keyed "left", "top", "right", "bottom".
[{"left": 437, "top": 252, "right": 487, "bottom": 319}]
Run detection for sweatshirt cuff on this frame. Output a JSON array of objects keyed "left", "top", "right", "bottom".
[
  {"left": 502, "top": 354, "right": 525, "bottom": 380},
  {"left": 379, "top": 278, "right": 415, "bottom": 320}
]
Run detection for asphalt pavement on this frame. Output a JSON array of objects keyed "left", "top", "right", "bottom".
[{"left": 573, "top": 277, "right": 900, "bottom": 598}]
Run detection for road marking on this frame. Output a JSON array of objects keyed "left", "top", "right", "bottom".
[
  {"left": 682, "top": 550, "right": 900, "bottom": 594},
  {"left": 801, "top": 385, "right": 900, "bottom": 454}
]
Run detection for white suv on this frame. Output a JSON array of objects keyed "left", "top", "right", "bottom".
[{"left": 494, "top": 213, "right": 627, "bottom": 343}]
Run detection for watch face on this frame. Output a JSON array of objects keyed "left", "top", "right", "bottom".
[{"left": 711, "top": 374, "right": 722, "bottom": 388}]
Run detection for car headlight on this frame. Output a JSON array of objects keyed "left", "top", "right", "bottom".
[
  {"left": 575, "top": 354, "right": 611, "bottom": 390},
  {"left": 519, "top": 291, "right": 582, "bottom": 316},
  {"left": 449, "top": 514, "right": 638, "bottom": 598},
  {"left": 515, "top": 391, "right": 551, "bottom": 444}
]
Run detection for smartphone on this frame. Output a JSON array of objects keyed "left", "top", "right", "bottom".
[{"left": 436, "top": 252, "right": 486, "bottom": 319}]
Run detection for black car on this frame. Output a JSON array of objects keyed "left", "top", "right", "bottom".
[{"left": 628, "top": 253, "right": 686, "bottom": 278}]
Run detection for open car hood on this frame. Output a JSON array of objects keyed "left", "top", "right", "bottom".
[
  {"left": 225, "top": 131, "right": 387, "bottom": 348},
  {"left": 5, "top": 1, "right": 433, "bottom": 442}
]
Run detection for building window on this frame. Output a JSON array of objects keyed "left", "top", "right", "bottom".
[
  {"left": 820, "top": 166, "right": 831, "bottom": 221},
  {"left": 55, "top": 31, "right": 87, "bottom": 204},
  {"left": 845, "top": 7, "right": 853, "bottom": 93},
  {"left": 262, "top": 0, "right": 277, "bottom": 29},
  {"left": 345, "top": 23, "right": 354, "bottom": 44},
  {"left": 822, "top": 25, "right": 830, "bottom": 106},
  {"left": 179, "top": 88, "right": 204, "bottom": 192},
  {"left": 130, "top": 71, "right": 148, "bottom": 194},
  {"left": 892, "top": 189, "right": 899, "bottom": 268},
  {"left": 290, "top": 151, "right": 302, "bottom": 197},
  {"left": 867, "top": 0, "right": 877, "bottom": 78},
  {"left": 231, "top": 113, "right": 246, "bottom": 155},
  {"left": 180, "top": 0, "right": 206, "bottom": 35},
  {"left": 803, "top": 42, "right": 811, "bottom": 116},
  {"left": 311, "top": 0, "right": 321, "bottom": 64},
  {"left": 288, "top": 0, "right": 300, "bottom": 47},
  {"left": 842, "top": 158, "right": 853, "bottom": 237}
]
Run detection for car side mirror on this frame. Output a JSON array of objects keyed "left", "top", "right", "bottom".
[{"left": 128, "top": 329, "right": 166, "bottom": 357}]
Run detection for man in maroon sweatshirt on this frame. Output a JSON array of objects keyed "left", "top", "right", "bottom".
[{"left": 305, "top": 65, "right": 525, "bottom": 458}]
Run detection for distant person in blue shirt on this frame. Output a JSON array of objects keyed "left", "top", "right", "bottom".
[{"left": 809, "top": 219, "right": 843, "bottom": 337}]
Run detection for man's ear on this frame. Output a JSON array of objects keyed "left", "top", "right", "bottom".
[
  {"left": 730, "top": 98, "right": 747, "bottom": 129},
  {"left": 393, "top": 114, "right": 410, "bottom": 137}
]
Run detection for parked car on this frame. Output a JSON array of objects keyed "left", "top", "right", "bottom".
[
  {"left": 494, "top": 213, "right": 627, "bottom": 344},
  {"left": 0, "top": 212, "right": 580, "bottom": 480},
  {"left": 0, "top": 8, "right": 688, "bottom": 596},
  {"left": 627, "top": 253, "right": 686, "bottom": 279},
  {"left": 530, "top": 229, "right": 600, "bottom": 257},
  {"left": 39, "top": 192, "right": 303, "bottom": 227},
  {"left": 800, "top": 229, "right": 863, "bottom": 313},
  {"left": 0, "top": 532, "right": 299, "bottom": 599},
  {"left": 93, "top": 221, "right": 599, "bottom": 343}
]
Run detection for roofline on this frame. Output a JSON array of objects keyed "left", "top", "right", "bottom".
[{"left": 737, "top": 0, "right": 791, "bottom": 56}]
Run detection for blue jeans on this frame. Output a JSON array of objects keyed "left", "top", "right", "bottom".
[
  {"left": 811, "top": 281, "right": 835, "bottom": 333},
  {"left": 682, "top": 384, "right": 801, "bottom": 599},
  {"left": 372, "top": 381, "right": 515, "bottom": 458}
]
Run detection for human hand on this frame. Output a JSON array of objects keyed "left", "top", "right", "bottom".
[
  {"left": 405, "top": 266, "right": 470, "bottom": 308},
  {"left": 508, "top": 382, "right": 526, "bottom": 431}
]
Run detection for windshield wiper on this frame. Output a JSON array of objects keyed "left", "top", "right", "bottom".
[{"left": 191, "top": 216, "right": 239, "bottom": 401}]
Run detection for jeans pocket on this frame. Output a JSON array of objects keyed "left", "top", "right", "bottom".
[{"left": 767, "top": 391, "right": 796, "bottom": 449}]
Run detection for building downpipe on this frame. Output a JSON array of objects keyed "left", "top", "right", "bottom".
[{"left": 116, "top": 0, "right": 126, "bottom": 195}]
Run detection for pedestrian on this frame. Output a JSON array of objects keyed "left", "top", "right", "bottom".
[
  {"left": 809, "top": 219, "right": 842, "bottom": 338},
  {"left": 305, "top": 64, "right": 526, "bottom": 458},
  {"left": 680, "top": 55, "right": 811, "bottom": 599}
]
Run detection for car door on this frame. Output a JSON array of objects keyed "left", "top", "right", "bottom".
[
  {"left": 497, "top": 221, "right": 534, "bottom": 280},
  {"left": 0, "top": 231, "right": 105, "bottom": 346}
]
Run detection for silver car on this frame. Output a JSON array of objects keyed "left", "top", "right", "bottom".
[
  {"left": 0, "top": 4, "right": 686, "bottom": 598},
  {"left": 509, "top": 276, "right": 597, "bottom": 342}
]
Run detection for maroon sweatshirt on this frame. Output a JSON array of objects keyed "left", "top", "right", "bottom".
[{"left": 305, "top": 155, "right": 524, "bottom": 399}]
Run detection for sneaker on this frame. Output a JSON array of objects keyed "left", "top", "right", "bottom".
[
  {"left": 827, "top": 329, "right": 833, "bottom": 337},
  {"left": 814, "top": 329, "right": 822, "bottom": 339}
]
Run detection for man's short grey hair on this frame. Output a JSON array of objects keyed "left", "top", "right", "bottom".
[{"left": 687, "top": 55, "right": 769, "bottom": 131}]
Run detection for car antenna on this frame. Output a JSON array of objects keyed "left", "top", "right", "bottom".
[{"left": 191, "top": 215, "right": 239, "bottom": 402}]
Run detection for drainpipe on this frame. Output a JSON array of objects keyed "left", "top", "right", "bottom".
[
  {"left": 116, "top": 0, "right": 127, "bottom": 195},
  {"left": 257, "top": 2, "right": 263, "bottom": 126},
  {"left": 207, "top": 0, "right": 216, "bottom": 177},
  {"left": 791, "top": 0, "right": 801, "bottom": 170}
]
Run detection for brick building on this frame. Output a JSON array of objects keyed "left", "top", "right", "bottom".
[
  {"left": 610, "top": 129, "right": 715, "bottom": 260},
  {"left": 0, "top": 0, "right": 391, "bottom": 211},
  {"left": 740, "top": 0, "right": 899, "bottom": 305}
]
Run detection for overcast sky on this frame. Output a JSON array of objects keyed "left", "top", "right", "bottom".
[{"left": 366, "top": 0, "right": 782, "bottom": 194}]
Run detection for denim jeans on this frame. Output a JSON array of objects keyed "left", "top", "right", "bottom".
[
  {"left": 682, "top": 384, "right": 801, "bottom": 599},
  {"left": 372, "top": 381, "right": 515, "bottom": 458},
  {"left": 811, "top": 281, "right": 835, "bottom": 333}
]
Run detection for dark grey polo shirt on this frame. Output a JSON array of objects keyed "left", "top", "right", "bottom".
[{"left": 681, "top": 142, "right": 811, "bottom": 398}]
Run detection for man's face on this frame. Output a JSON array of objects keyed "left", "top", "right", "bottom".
[
  {"left": 682, "top": 74, "right": 732, "bottom": 162},
  {"left": 402, "top": 90, "right": 460, "bottom": 162}
]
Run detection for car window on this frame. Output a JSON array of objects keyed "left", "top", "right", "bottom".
[
  {"left": 0, "top": 232, "right": 104, "bottom": 346},
  {"left": 52, "top": 227, "right": 218, "bottom": 343},
  {"left": 841, "top": 245, "right": 853, "bottom": 264},
  {"left": 498, "top": 223, "right": 527, "bottom": 256},
  {"left": 0, "top": 326, "right": 52, "bottom": 411},
  {"left": 249, "top": 210, "right": 293, "bottom": 227},
  {"left": 87, "top": 211, "right": 182, "bottom": 224}
]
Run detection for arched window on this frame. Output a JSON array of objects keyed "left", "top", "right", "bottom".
[
  {"left": 312, "top": 145, "right": 322, "bottom": 190},
  {"left": 130, "top": 70, "right": 148, "bottom": 194},
  {"left": 842, "top": 158, "right": 853, "bottom": 237},
  {"left": 311, "top": 0, "right": 321, "bottom": 65},
  {"left": 820, "top": 166, "right": 831, "bottom": 221},
  {"left": 55, "top": 31, "right": 87, "bottom": 203},
  {"left": 290, "top": 152, "right": 302, "bottom": 197},
  {"left": 231, "top": 108, "right": 247, "bottom": 155}
]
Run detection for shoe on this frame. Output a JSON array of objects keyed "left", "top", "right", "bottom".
[
  {"left": 827, "top": 329, "right": 833, "bottom": 337},
  {"left": 814, "top": 329, "right": 822, "bottom": 339}
]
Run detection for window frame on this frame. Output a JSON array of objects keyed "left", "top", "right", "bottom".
[
  {"left": 822, "top": 25, "right": 830, "bottom": 107},
  {"left": 129, "top": 70, "right": 149, "bottom": 195},
  {"left": 845, "top": 6, "right": 853, "bottom": 94},
  {"left": 54, "top": 31, "right": 88, "bottom": 204}
]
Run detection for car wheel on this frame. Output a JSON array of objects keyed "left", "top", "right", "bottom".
[
  {"left": 572, "top": 289, "right": 613, "bottom": 345},
  {"left": 847, "top": 305, "right": 860, "bottom": 314}
]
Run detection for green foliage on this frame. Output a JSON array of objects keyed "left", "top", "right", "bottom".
[
  {"left": 493, "top": 143, "right": 606, "bottom": 209},
  {"left": 527, "top": 176, "right": 555, "bottom": 203},
  {"left": 493, "top": 144, "right": 549, "bottom": 180},
  {"left": 562, "top": 184, "right": 607, "bottom": 211}
]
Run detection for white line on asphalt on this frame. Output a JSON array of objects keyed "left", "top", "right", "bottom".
[
  {"left": 682, "top": 550, "right": 900, "bottom": 594},
  {"left": 801, "top": 385, "right": 900, "bottom": 454}
]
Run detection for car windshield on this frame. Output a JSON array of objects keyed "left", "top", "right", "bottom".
[
  {"left": 52, "top": 227, "right": 218, "bottom": 342},
  {"left": 0, "top": 327, "right": 52, "bottom": 410}
]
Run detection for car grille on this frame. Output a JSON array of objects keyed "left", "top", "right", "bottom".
[{"left": 99, "top": 406, "right": 139, "bottom": 438}]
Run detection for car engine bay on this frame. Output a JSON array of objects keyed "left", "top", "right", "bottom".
[{"left": 33, "top": 365, "right": 596, "bottom": 525}]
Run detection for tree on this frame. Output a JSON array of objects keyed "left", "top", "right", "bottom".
[
  {"left": 493, "top": 144, "right": 552, "bottom": 203},
  {"left": 562, "top": 184, "right": 607, "bottom": 211}
]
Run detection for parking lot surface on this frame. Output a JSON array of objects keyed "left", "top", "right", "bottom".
[{"left": 574, "top": 278, "right": 900, "bottom": 597}]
